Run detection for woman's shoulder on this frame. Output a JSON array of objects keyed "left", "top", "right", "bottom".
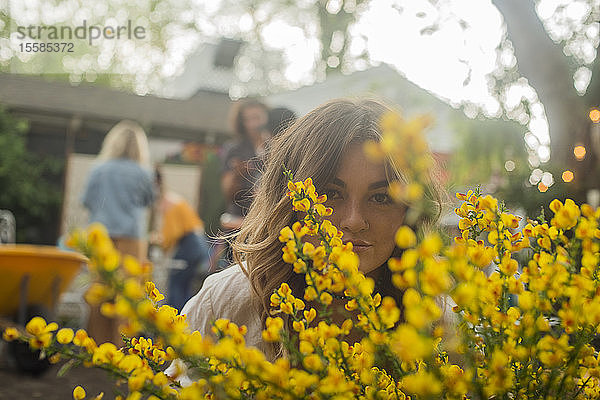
[
  {"left": 90, "top": 159, "right": 146, "bottom": 175},
  {"left": 207, "top": 264, "right": 253, "bottom": 307},
  {"left": 182, "top": 264, "right": 255, "bottom": 323}
]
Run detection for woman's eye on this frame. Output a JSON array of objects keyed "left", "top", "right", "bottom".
[
  {"left": 371, "top": 193, "right": 392, "bottom": 204},
  {"left": 324, "top": 189, "right": 341, "bottom": 200}
]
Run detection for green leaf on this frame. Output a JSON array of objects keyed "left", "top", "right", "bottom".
[{"left": 57, "top": 358, "right": 79, "bottom": 377}]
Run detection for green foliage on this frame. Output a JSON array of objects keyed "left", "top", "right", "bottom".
[
  {"left": 449, "top": 116, "right": 528, "bottom": 185},
  {"left": 495, "top": 165, "right": 586, "bottom": 220},
  {"left": 0, "top": 106, "right": 63, "bottom": 243},
  {"left": 449, "top": 115, "right": 589, "bottom": 218}
]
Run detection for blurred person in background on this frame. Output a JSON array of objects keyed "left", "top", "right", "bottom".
[
  {"left": 218, "top": 99, "right": 270, "bottom": 265},
  {"left": 81, "top": 119, "right": 155, "bottom": 344},
  {"left": 153, "top": 166, "right": 210, "bottom": 312}
]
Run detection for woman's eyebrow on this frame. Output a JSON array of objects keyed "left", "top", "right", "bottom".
[
  {"left": 368, "top": 180, "right": 389, "bottom": 190},
  {"left": 331, "top": 178, "right": 345, "bottom": 188}
]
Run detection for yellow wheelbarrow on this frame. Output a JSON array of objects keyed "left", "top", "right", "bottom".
[{"left": 0, "top": 245, "right": 87, "bottom": 374}]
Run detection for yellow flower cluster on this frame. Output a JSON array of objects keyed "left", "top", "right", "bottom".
[
  {"left": 363, "top": 112, "right": 433, "bottom": 206},
  {"left": 272, "top": 173, "right": 472, "bottom": 399},
  {"left": 449, "top": 188, "right": 600, "bottom": 398},
  {"left": 4, "top": 319, "right": 176, "bottom": 399},
  {"left": 4, "top": 110, "right": 600, "bottom": 399}
]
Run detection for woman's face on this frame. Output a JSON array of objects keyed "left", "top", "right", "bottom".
[
  {"left": 322, "top": 144, "right": 406, "bottom": 274},
  {"left": 241, "top": 105, "right": 268, "bottom": 139}
]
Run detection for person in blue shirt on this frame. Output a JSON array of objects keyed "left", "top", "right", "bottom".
[{"left": 81, "top": 119, "right": 155, "bottom": 344}]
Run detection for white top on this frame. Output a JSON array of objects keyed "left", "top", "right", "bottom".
[{"left": 165, "top": 264, "right": 268, "bottom": 385}]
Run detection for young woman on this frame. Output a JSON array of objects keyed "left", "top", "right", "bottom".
[
  {"left": 168, "top": 98, "right": 443, "bottom": 382},
  {"left": 217, "top": 99, "right": 270, "bottom": 267},
  {"left": 220, "top": 99, "right": 270, "bottom": 229},
  {"left": 81, "top": 120, "right": 155, "bottom": 344},
  {"left": 82, "top": 120, "right": 155, "bottom": 261}
]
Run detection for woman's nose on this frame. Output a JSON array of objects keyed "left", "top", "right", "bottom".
[{"left": 339, "top": 200, "right": 369, "bottom": 233}]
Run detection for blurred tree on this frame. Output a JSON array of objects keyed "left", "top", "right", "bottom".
[
  {"left": 491, "top": 0, "right": 599, "bottom": 171},
  {"left": 209, "top": 0, "right": 371, "bottom": 97},
  {"left": 449, "top": 115, "right": 583, "bottom": 217},
  {"left": 0, "top": 0, "right": 203, "bottom": 94},
  {"left": 0, "top": 107, "right": 63, "bottom": 244},
  {"left": 496, "top": 164, "right": 579, "bottom": 219},
  {"left": 449, "top": 117, "right": 528, "bottom": 186},
  {"left": 0, "top": 0, "right": 372, "bottom": 96}
]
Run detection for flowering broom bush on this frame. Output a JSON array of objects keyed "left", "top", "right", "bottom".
[{"left": 3, "top": 111, "right": 600, "bottom": 400}]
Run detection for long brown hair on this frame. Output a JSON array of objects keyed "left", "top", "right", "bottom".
[{"left": 232, "top": 98, "right": 444, "bottom": 357}]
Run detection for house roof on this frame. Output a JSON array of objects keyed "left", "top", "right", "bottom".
[
  {"left": 0, "top": 74, "right": 233, "bottom": 141},
  {"left": 265, "top": 64, "right": 464, "bottom": 153}
]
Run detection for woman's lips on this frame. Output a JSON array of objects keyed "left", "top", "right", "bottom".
[{"left": 343, "top": 240, "right": 373, "bottom": 253}]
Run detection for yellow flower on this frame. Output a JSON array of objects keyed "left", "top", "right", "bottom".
[
  {"left": 123, "top": 279, "right": 144, "bottom": 300},
  {"left": 389, "top": 249, "right": 419, "bottom": 272},
  {"left": 500, "top": 213, "right": 521, "bottom": 229},
  {"left": 93, "top": 343, "right": 123, "bottom": 365},
  {"left": 406, "top": 182, "right": 424, "bottom": 201},
  {"left": 85, "top": 283, "right": 112, "bottom": 305},
  {"left": 299, "top": 340, "right": 314, "bottom": 355},
  {"left": 395, "top": 226, "right": 417, "bottom": 248},
  {"left": 304, "top": 308, "right": 317, "bottom": 323},
  {"left": 304, "top": 286, "right": 318, "bottom": 301},
  {"left": 29, "top": 333, "right": 52, "bottom": 349},
  {"left": 392, "top": 269, "right": 417, "bottom": 288},
  {"left": 262, "top": 317, "right": 284, "bottom": 342},
  {"left": 319, "top": 292, "right": 333, "bottom": 305},
  {"left": 73, "top": 329, "right": 89, "bottom": 346},
  {"left": 57, "top": 328, "right": 75, "bottom": 344},
  {"left": 98, "top": 248, "right": 120, "bottom": 272},
  {"left": 144, "top": 281, "right": 165, "bottom": 303},
  {"left": 278, "top": 226, "right": 294, "bottom": 242},
  {"left": 420, "top": 260, "right": 451, "bottom": 296},
  {"left": 418, "top": 233, "right": 442, "bottom": 257},
  {"left": 314, "top": 203, "right": 333, "bottom": 216},
  {"left": 550, "top": 198, "right": 581, "bottom": 230},
  {"left": 292, "top": 198, "right": 311, "bottom": 212},
  {"left": 73, "top": 386, "right": 86, "bottom": 400},
  {"left": 518, "top": 291, "right": 535, "bottom": 311},
  {"left": 452, "top": 283, "right": 476, "bottom": 308},
  {"left": 379, "top": 297, "right": 401, "bottom": 328},
  {"left": 280, "top": 302, "right": 294, "bottom": 314},
  {"left": 123, "top": 255, "right": 143, "bottom": 276},
  {"left": 302, "top": 354, "right": 323, "bottom": 371},
  {"left": 277, "top": 282, "right": 291, "bottom": 297},
  {"left": 25, "top": 316, "right": 58, "bottom": 336},
  {"left": 402, "top": 370, "right": 442, "bottom": 396},
  {"left": 363, "top": 139, "right": 386, "bottom": 161},
  {"left": 390, "top": 324, "right": 433, "bottom": 362},
  {"left": 87, "top": 223, "right": 111, "bottom": 246},
  {"left": 117, "top": 354, "right": 144, "bottom": 373},
  {"left": 2, "top": 327, "right": 19, "bottom": 342},
  {"left": 292, "top": 321, "right": 305, "bottom": 332},
  {"left": 125, "top": 392, "right": 142, "bottom": 400},
  {"left": 478, "top": 195, "right": 498, "bottom": 212}
]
